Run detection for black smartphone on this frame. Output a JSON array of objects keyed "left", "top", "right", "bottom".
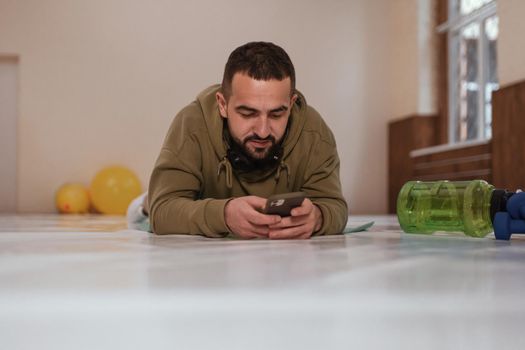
[{"left": 264, "top": 192, "right": 306, "bottom": 217}]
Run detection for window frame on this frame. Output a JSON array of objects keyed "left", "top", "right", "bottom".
[{"left": 437, "top": 0, "right": 497, "bottom": 144}]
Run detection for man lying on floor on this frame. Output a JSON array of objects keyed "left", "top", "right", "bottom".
[{"left": 127, "top": 41, "right": 348, "bottom": 239}]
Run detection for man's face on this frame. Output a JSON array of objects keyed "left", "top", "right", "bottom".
[{"left": 217, "top": 73, "right": 297, "bottom": 160}]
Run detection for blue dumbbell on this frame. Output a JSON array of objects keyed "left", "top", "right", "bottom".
[
  {"left": 507, "top": 192, "right": 525, "bottom": 220},
  {"left": 493, "top": 212, "right": 525, "bottom": 240}
]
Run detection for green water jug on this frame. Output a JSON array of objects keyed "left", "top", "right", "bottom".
[{"left": 396, "top": 180, "right": 512, "bottom": 237}]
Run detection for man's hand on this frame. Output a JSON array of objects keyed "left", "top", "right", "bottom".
[
  {"left": 224, "top": 196, "right": 282, "bottom": 239},
  {"left": 268, "top": 198, "right": 323, "bottom": 239}
]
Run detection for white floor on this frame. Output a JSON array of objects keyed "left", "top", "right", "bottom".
[{"left": 1, "top": 214, "right": 525, "bottom": 350}]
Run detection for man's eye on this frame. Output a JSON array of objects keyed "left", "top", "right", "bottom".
[
  {"left": 240, "top": 112, "right": 255, "bottom": 117},
  {"left": 270, "top": 113, "right": 284, "bottom": 119}
]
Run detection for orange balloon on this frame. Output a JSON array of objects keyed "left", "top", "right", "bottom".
[{"left": 55, "top": 183, "right": 91, "bottom": 214}]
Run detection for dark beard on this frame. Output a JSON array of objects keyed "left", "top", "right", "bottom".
[
  {"left": 223, "top": 122, "right": 284, "bottom": 174},
  {"left": 242, "top": 134, "right": 277, "bottom": 159}
]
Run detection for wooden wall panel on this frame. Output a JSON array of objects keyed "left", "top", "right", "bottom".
[
  {"left": 388, "top": 116, "right": 438, "bottom": 213},
  {"left": 412, "top": 143, "right": 492, "bottom": 182},
  {"left": 492, "top": 80, "right": 525, "bottom": 190}
]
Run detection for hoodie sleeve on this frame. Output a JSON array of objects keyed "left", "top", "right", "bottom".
[
  {"left": 301, "top": 131, "right": 348, "bottom": 236},
  {"left": 148, "top": 109, "right": 231, "bottom": 237}
]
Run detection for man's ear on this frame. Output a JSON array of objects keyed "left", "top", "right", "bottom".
[
  {"left": 216, "top": 91, "right": 228, "bottom": 119},
  {"left": 290, "top": 93, "right": 298, "bottom": 106}
]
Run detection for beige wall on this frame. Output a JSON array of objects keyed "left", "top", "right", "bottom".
[
  {"left": 0, "top": 0, "right": 394, "bottom": 213},
  {"left": 1, "top": 0, "right": 522, "bottom": 214},
  {"left": 386, "top": 0, "right": 420, "bottom": 119},
  {"left": 498, "top": 0, "right": 525, "bottom": 86},
  {"left": 386, "top": 0, "right": 438, "bottom": 120}
]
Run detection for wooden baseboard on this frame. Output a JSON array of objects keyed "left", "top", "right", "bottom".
[{"left": 492, "top": 80, "right": 525, "bottom": 190}]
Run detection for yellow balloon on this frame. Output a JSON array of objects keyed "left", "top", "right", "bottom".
[
  {"left": 56, "top": 183, "right": 91, "bottom": 214},
  {"left": 90, "top": 166, "right": 142, "bottom": 215}
]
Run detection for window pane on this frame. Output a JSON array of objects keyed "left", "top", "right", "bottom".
[
  {"left": 454, "top": 22, "right": 480, "bottom": 142},
  {"left": 448, "top": 0, "right": 498, "bottom": 143},
  {"left": 484, "top": 15, "right": 498, "bottom": 138},
  {"left": 460, "top": 0, "right": 494, "bottom": 15},
  {"left": 485, "top": 16, "right": 498, "bottom": 84}
]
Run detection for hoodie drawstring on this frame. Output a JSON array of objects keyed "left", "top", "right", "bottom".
[
  {"left": 218, "top": 157, "right": 290, "bottom": 189},
  {"left": 275, "top": 162, "right": 290, "bottom": 187},
  {"left": 217, "top": 157, "right": 233, "bottom": 189}
]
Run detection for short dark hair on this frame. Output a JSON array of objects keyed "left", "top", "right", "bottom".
[{"left": 221, "top": 42, "right": 296, "bottom": 99}]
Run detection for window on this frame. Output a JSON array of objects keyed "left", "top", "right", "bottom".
[{"left": 438, "top": 0, "right": 498, "bottom": 143}]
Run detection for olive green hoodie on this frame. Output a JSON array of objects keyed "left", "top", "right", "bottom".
[{"left": 149, "top": 84, "right": 348, "bottom": 237}]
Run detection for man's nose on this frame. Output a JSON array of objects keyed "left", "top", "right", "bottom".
[{"left": 254, "top": 116, "right": 270, "bottom": 138}]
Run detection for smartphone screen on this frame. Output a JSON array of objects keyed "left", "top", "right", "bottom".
[{"left": 264, "top": 192, "right": 306, "bottom": 216}]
